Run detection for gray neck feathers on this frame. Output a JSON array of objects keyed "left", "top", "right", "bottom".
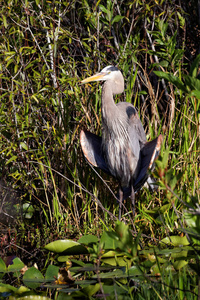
[{"left": 101, "top": 80, "right": 129, "bottom": 145}]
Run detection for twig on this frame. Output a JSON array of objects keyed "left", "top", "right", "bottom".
[{"left": 38, "top": 4, "right": 58, "bottom": 89}]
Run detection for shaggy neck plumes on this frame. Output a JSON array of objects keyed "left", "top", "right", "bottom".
[{"left": 101, "top": 79, "right": 131, "bottom": 185}]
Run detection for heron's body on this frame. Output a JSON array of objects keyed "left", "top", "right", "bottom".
[
  {"left": 80, "top": 66, "right": 162, "bottom": 218},
  {"left": 102, "top": 84, "right": 146, "bottom": 186}
]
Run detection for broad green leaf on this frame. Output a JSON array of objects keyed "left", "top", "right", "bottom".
[
  {"left": 173, "top": 260, "right": 188, "bottom": 270},
  {"left": 111, "top": 15, "right": 124, "bottom": 25},
  {"left": 23, "top": 267, "right": 44, "bottom": 289},
  {"left": 154, "top": 71, "right": 188, "bottom": 92},
  {"left": 0, "top": 258, "right": 6, "bottom": 273},
  {"left": 45, "top": 265, "right": 59, "bottom": 281},
  {"left": 8, "top": 257, "right": 25, "bottom": 272},
  {"left": 161, "top": 235, "right": 189, "bottom": 246},
  {"left": 184, "top": 212, "right": 199, "bottom": 228},
  {"left": 100, "top": 231, "right": 117, "bottom": 250},
  {"left": 44, "top": 239, "right": 88, "bottom": 254},
  {"left": 78, "top": 235, "right": 98, "bottom": 245}
]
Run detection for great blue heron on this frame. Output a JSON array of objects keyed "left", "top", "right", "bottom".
[{"left": 80, "top": 65, "right": 162, "bottom": 219}]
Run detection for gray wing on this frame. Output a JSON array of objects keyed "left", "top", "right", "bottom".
[
  {"left": 116, "top": 102, "right": 147, "bottom": 167},
  {"left": 122, "top": 134, "right": 163, "bottom": 198},
  {"left": 80, "top": 130, "right": 111, "bottom": 175},
  {"left": 134, "top": 134, "right": 163, "bottom": 187},
  {"left": 116, "top": 102, "right": 147, "bottom": 144},
  {"left": 116, "top": 102, "right": 163, "bottom": 198}
]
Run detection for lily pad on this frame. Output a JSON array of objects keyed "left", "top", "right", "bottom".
[
  {"left": 45, "top": 265, "right": 59, "bottom": 281},
  {"left": 44, "top": 239, "right": 88, "bottom": 254},
  {"left": 23, "top": 267, "right": 44, "bottom": 289}
]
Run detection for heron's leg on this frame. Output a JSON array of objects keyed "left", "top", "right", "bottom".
[
  {"left": 118, "top": 186, "right": 123, "bottom": 220},
  {"left": 130, "top": 185, "right": 135, "bottom": 217}
]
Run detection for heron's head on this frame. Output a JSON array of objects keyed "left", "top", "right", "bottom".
[{"left": 81, "top": 65, "right": 124, "bottom": 94}]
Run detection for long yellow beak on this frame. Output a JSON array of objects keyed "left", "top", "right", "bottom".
[{"left": 81, "top": 72, "right": 106, "bottom": 84}]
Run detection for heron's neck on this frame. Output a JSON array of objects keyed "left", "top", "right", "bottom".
[
  {"left": 101, "top": 81, "right": 118, "bottom": 123},
  {"left": 101, "top": 80, "right": 127, "bottom": 141}
]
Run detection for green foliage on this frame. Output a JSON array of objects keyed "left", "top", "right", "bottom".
[
  {"left": 1, "top": 222, "right": 200, "bottom": 299},
  {"left": 44, "top": 239, "right": 88, "bottom": 254},
  {"left": 154, "top": 53, "right": 200, "bottom": 99}
]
